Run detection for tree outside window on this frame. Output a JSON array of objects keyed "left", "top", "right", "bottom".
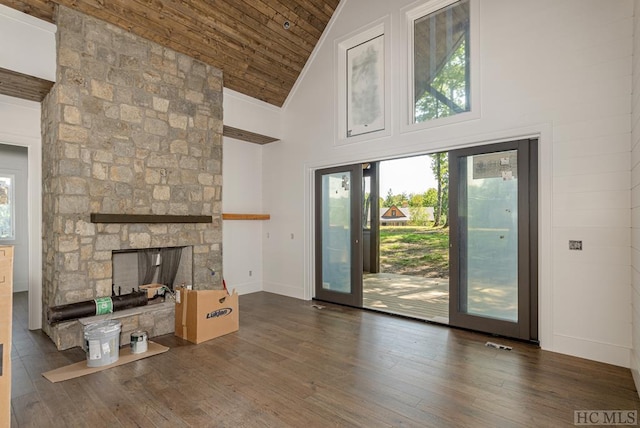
[{"left": 413, "top": 0, "right": 470, "bottom": 123}]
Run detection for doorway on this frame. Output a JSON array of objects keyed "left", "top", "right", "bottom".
[
  {"left": 362, "top": 154, "right": 450, "bottom": 323},
  {"left": 314, "top": 138, "right": 538, "bottom": 342},
  {"left": 0, "top": 144, "right": 29, "bottom": 293}
]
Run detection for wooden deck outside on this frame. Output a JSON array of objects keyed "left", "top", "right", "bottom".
[{"left": 363, "top": 273, "right": 449, "bottom": 323}]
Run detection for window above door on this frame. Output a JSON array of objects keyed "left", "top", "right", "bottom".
[{"left": 402, "top": 0, "right": 479, "bottom": 133}]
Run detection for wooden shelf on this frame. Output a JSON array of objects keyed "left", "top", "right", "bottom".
[
  {"left": 222, "top": 213, "right": 270, "bottom": 220},
  {"left": 223, "top": 126, "right": 279, "bottom": 145}
]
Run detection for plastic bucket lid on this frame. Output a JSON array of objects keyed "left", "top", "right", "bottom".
[{"left": 84, "top": 320, "right": 121, "bottom": 339}]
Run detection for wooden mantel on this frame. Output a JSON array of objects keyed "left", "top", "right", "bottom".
[
  {"left": 90, "top": 214, "right": 212, "bottom": 223},
  {"left": 222, "top": 213, "right": 270, "bottom": 220}
]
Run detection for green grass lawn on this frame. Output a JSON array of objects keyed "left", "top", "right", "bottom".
[{"left": 379, "top": 226, "right": 449, "bottom": 278}]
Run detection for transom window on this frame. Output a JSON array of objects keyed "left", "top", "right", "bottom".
[{"left": 412, "top": 0, "right": 470, "bottom": 123}]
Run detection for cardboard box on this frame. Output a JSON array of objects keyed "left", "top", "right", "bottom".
[
  {"left": 174, "top": 287, "right": 238, "bottom": 344},
  {"left": 0, "top": 246, "right": 13, "bottom": 428}
]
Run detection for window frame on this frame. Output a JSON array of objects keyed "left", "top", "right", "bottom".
[
  {"left": 0, "top": 173, "right": 16, "bottom": 241},
  {"left": 401, "top": 0, "right": 480, "bottom": 133},
  {"left": 335, "top": 17, "right": 392, "bottom": 146}
]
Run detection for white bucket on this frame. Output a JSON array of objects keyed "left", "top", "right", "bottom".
[{"left": 83, "top": 320, "right": 121, "bottom": 367}]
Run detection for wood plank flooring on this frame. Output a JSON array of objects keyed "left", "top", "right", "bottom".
[{"left": 10, "top": 291, "right": 640, "bottom": 427}]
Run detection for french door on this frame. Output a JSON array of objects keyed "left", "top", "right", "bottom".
[
  {"left": 448, "top": 139, "right": 538, "bottom": 341},
  {"left": 314, "top": 165, "right": 363, "bottom": 306}
]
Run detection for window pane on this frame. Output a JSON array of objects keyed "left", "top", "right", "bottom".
[
  {"left": 0, "top": 175, "right": 14, "bottom": 240},
  {"left": 414, "top": 0, "right": 470, "bottom": 123},
  {"left": 322, "top": 172, "right": 352, "bottom": 293}
]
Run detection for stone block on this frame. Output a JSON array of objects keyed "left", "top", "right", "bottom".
[
  {"left": 74, "top": 221, "right": 96, "bottom": 238},
  {"left": 92, "top": 251, "right": 112, "bottom": 261},
  {"left": 64, "top": 143, "right": 80, "bottom": 159},
  {"left": 198, "top": 173, "right": 214, "bottom": 186},
  {"left": 170, "top": 139, "right": 189, "bottom": 155},
  {"left": 147, "top": 153, "right": 177, "bottom": 168},
  {"left": 59, "top": 124, "right": 89, "bottom": 144},
  {"left": 95, "top": 234, "right": 120, "bottom": 251},
  {"left": 63, "top": 177, "right": 88, "bottom": 195},
  {"left": 58, "top": 195, "right": 89, "bottom": 214},
  {"left": 179, "top": 156, "right": 198, "bottom": 170},
  {"left": 110, "top": 165, "right": 134, "bottom": 183},
  {"left": 96, "top": 47, "right": 116, "bottom": 65},
  {"left": 57, "top": 272, "right": 89, "bottom": 292},
  {"left": 95, "top": 279, "right": 112, "bottom": 297},
  {"left": 91, "top": 80, "right": 114, "bottom": 101},
  {"left": 58, "top": 85, "right": 79, "bottom": 105},
  {"left": 88, "top": 261, "right": 111, "bottom": 279},
  {"left": 152, "top": 96, "right": 170, "bottom": 112},
  {"left": 51, "top": 321, "right": 83, "bottom": 351},
  {"left": 153, "top": 185, "right": 171, "bottom": 201},
  {"left": 64, "top": 106, "right": 82, "bottom": 125},
  {"left": 151, "top": 307, "right": 175, "bottom": 336},
  {"left": 120, "top": 104, "right": 143, "bottom": 123},
  {"left": 59, "top": 47, "right": 81, "bottom": 69},
  {"left": 148, "top": 224, "right": 168, "bottom": 234},
  {"left": 119, "top": 54, "right": 140, "bottom": 69},
  {"left": 186, "top": 89, "right": 204, "bottom": 104},
  {"left": 169, "top": 113, "right": 188, "bottom": 130},
  {"left": 129, "top": 232, "right": 151, "bottom": 248},
  {"left": 64, "top": 253, "right": 80, "bottom": 271},
  {"left": 144, "top": 118, "right": 169, "bottom": 136},
  {"left": 105, "top": 104, "right": 120, "bottom": 120},
  {"left": 168, "top": 203, "right": 188, "bottom": 215}
]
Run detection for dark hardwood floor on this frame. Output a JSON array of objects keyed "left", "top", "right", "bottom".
[{"left": 10, "top": 291, "right": 640, "bottom": 427}]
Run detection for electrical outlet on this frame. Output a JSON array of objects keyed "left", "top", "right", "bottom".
[{"left": 569, "top": 240, "right": 582, "bottom": 251}]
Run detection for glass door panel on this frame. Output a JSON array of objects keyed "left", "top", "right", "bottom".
[
  {"left": 462, "top": 150, "right": 518, "bottom": 322},
  {"left": 315, "top": 165, "right": 362, "bottom": 306},
  {"left": 449, "top": 139, "right": 537, "bottom": 340}
]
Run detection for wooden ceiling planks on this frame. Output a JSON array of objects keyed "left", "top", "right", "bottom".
[
  {"left": 0, "top": 0, "right": 54, "bottom": 22},
  {"left": 0, "top": 0, "right": 339, "bottom": 106},
  {"left": 0, "top": 67, "right": 53, "bottom": 102}
]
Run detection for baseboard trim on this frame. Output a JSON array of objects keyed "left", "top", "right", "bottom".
[
  {"left": 263, "top": 281, "right": 306, "bottom": 300},
  {"left": 552, "top": 333, "right": 631, "bottom": 368}
]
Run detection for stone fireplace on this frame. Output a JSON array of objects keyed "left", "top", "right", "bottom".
[{"left": 41, "top": 6, "right": 223, "bottom": 349}]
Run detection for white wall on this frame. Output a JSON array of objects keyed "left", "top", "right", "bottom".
[
  {"left": 224, "top": 88, "right": 282, "bottom": 139},
  {"left": 0, "top": 144, "right": 28, "bottom": 292},
  {"left": 221, "top": 88, "right": 282, "bottom": 296},
  {"left": 0, "top": 4, "right": 56, "bottom": 81},
  {"left": 222, "top": 138, "right": 265, "bottom": 295},
  {"left": 263, "top": 0, "right": 634, "bottom": 367},
  {"left": 630, "top": 0, "right": 640, "bottom": 395}
]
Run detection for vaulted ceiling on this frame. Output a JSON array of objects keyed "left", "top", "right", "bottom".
[{"left": 0, "top": 0, "right": 341, "bottom": 107}]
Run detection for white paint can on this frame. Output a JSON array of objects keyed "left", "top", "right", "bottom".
[{"left": 130, "top": 330, "right": 148, "bottom": 354}]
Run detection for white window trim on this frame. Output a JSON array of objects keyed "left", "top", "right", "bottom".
[
  {"left": 335, "top": 16, "right": 392, "bottom": 146},
  {"left": 401, "top": 0, "right": 480, "bottom": 134}
]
